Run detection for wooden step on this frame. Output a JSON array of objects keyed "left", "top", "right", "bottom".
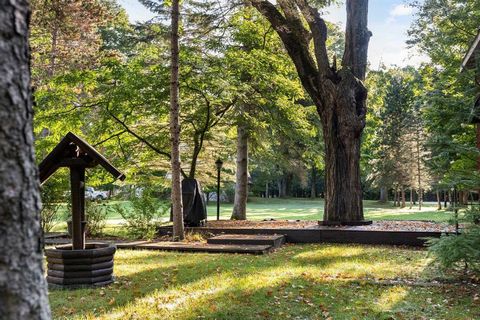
[
  {"left": 117, "top": 241, "right": 273, "bottom": 255},
  {"left": 207, "top": 234, "right": 286, "bottom": 248}
]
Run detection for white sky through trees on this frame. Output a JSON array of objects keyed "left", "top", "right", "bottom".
[{"left": 117, "top": 0, "right": 429, "bottom": 69}]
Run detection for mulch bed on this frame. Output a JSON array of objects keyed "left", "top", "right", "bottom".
[{"left": 204, "top": 220, "right": 459, "bottom": 233}]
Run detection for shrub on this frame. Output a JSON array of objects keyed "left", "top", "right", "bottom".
[
  {"left": 40, "top": 184, "right": 64, "bottom": 233},
  {"left": 427, "top": 206, "right": 480, "bottom": 274},
  {"left": 114, "top": 189, "right": 168, "bottom": 239},
  {"left": 86, "top": 201, "right": 112, "bottom": 237}
]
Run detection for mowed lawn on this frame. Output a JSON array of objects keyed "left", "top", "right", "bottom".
[
  {"left": 49, "top": 244, "right": 479, "bottom": 320},
  {"left": 206, "top": 198, "right": 453, "bottom": 222},
  {"left": 81, "top": 198, "right": 455, "bottom": 232}
]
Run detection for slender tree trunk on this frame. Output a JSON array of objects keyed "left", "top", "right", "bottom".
[
  {"left": 418, "top": 188, "right": 423, "bottom": 211},
  {"left": 311, "top": 165, "right": 317, "bottom": 198},
  {"left": 48, "top": 25, "right": 58, "bottom": 77},
  {"left": 461, "top": 191, "right": 469, "bottom": 206},
  {"left": 416, "top": 127, "right": 422, "bottom": 211},
  {"left": 393, "top": 189, "right": 398, "bottom": 207},
  {"left": 0, "top": 1, "right": 51, "bottom": 318},
  {"left": 169, "top": 0, "right": 184, "bottom": 240},
  {"left": 379, "top": 186, "right": 388, "bottom": 203},
  {"left": 188, "top": 136, "right": 200, "bottom": 179},
  {"left": 443, "top": 190, "right": 447, "bottom": 208},
  {"left": 400, "top": 186, "right": 406, "bottom": 208},
  {"left": 265, "top": 182, "right": 269, "bottom": 198},
  {"left": 231, "top": 124, "right": 248, "bottom": 220},
  {"left": 436, "top": 189, "right": 441, "bottom": 210},
  {"left": 409, "top": 187, "right": 413, "bottom": 209}
]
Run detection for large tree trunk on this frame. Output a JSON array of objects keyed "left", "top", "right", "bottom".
[
  {"left": 322, "top": 105, "right": 364, "bottom": 221},
  {"left": 0, "top": 1, "right": 51, "bottom": 318},
  {"left": 169, "top": 0, "right": 184, "bottom": 240},
  {"left": 231, "top": 124, "right": 248, "bottom": 220},
  {"left": 278, "top": 174, "right": 289, "bottom": 198},
  {"left": 252, "top": 0, "right": 370, "bottom": 223}
]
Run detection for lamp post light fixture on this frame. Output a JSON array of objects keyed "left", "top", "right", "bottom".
[{"left": 215, "top": 159, "right": 223, "bottom": 220}]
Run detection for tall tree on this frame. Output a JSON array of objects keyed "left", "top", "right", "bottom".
[
  {"left": 231, "top": 118, "right": 249, "bottom": 219},
  {"left": 0, "top": 1, "right": 51, "bottom": 318},
  {"left": 251, "top": 0, "right": 371, "bottom": 222},
  {"left": 409, "top": 0, "right": 479, "bottom": 193},
  {"left": 169, "top": 0, "right": 184, "bottom": 240},
  {"left": 30, "top": 0, "right": 118, "bottom": 82}
]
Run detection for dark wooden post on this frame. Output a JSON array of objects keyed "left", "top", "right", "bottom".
[{"left": 70, "top": 167, "right": 86, "bottom": 250}]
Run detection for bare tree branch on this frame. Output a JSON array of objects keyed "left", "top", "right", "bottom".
[
  {"left": 250, "top": 0, "right": 320, "bottom": 105},
  {"left": 93, "top": 130, "right": 127, "bottom": 147}
]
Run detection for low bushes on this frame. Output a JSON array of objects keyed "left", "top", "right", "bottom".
[
  {"left": 113, "top": 189, "right": 168, "bottom": 239},
  {"left": 85, "top": 201, "right": 113, "bottom": 237},
  {"left": 40, "top": 183, "right": 64, "bottom": 233}
]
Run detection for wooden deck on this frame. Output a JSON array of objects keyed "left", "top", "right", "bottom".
[
  {"left": 207, "top": 234, "right": 286, "bottom": 248},
  {"left": 157, "top": 225, "right": 449, "bottom": 247},
  {"left": 44, "top": 238, "right": 278, "bottom": 255}
]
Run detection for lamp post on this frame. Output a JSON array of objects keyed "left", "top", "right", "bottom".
[{"left": 215, "top": 159, "right": 223, "bottom": 220}]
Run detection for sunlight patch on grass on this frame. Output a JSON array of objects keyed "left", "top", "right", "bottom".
[
  {"left": 375, "top": 286, "right": 409, "bottom": 312},
  {"left": 48, "top": 245, "right": 477, "bottom": 320}
]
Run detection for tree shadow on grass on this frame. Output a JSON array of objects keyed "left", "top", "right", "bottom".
[
  {"left": 48, "top": 250, "right": 219, "bottom": 319},
  {"left": 48, "top": 244, "right": 478, "bottom": 319},
  {"left": 49, "top": 245, "right": 346, "bottom": 318},
  {"left": 162, "top": 270, "right": 479, "bottom": 320}
]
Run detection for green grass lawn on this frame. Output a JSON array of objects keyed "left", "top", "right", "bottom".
[
  {"left": 50, "top": 197, "right": 456, "bottom": 233},
  {"left": 206, "top": 197, "right": 454, "bottom": 222},
  {"left": 48, "top": 244, "right": 478, "bottom": 319}
]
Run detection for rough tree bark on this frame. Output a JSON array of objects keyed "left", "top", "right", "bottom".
[
  {"left": 169, "top": 0, "right": 184, "bottom": 240},
  {"left": 0, "top": 1, "right": 51, "bottom": 318},
  {"left": 251, "top": 0, "right": 371, "bottom": 222},
  {"left": 231, "top": 124, "right": 249, "bottom": 220}
]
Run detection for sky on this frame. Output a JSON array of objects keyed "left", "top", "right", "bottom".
[{"left": 117, "top": 0, "right": 428, "bottom": 69}]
